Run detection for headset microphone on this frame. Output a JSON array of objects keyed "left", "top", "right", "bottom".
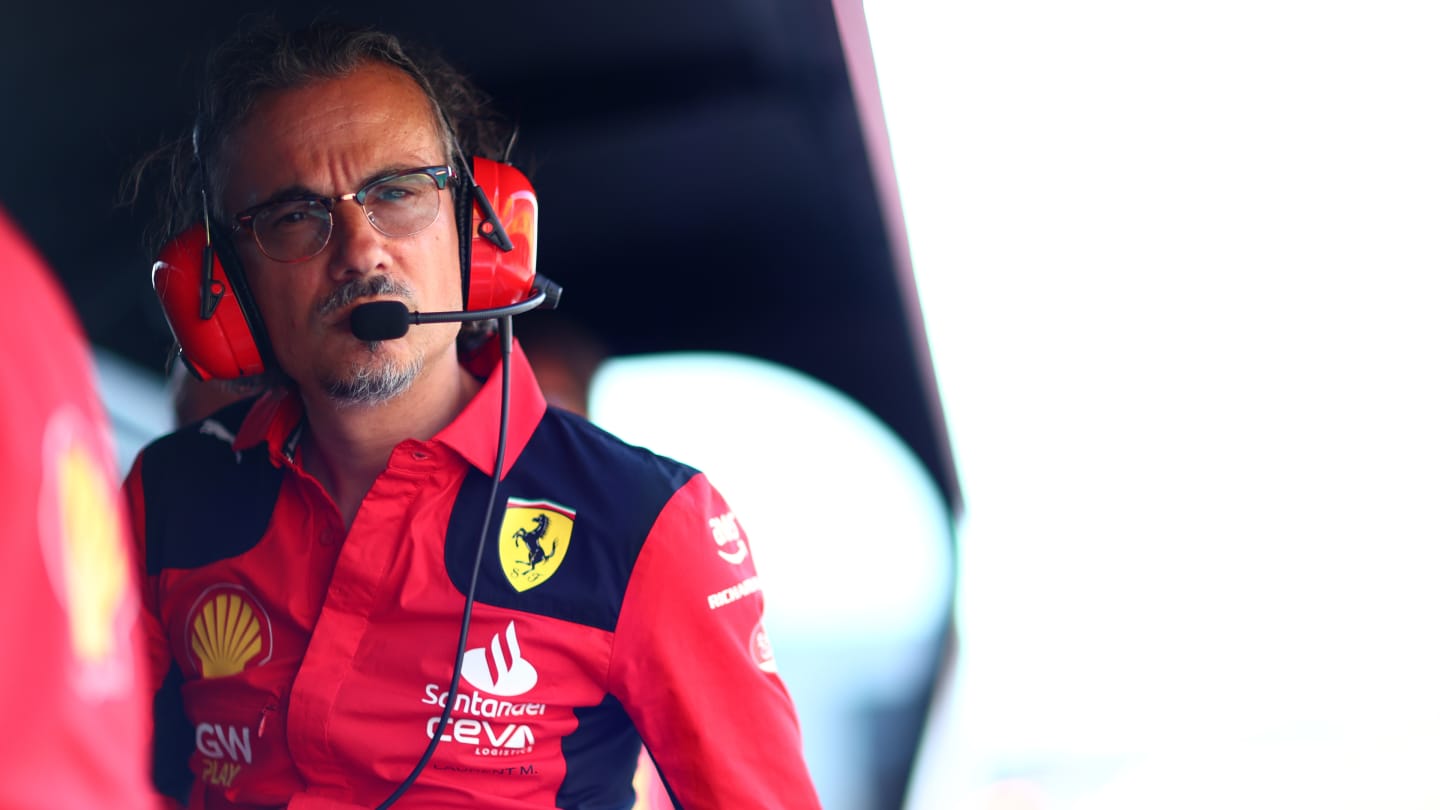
[{"left": 349, "top": 275, "right": 561, "bottom": 341}]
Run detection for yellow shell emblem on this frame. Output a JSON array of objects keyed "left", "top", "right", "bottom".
[
  {"left": 499, "top": 498, "right": 575, "bottom": 592},
  {"left": 38, "top": 406, "right": 137, "bottom": 700},
  {"left": 55, "top": 436, "right": 127, "bottom": 663},
  {"left": 187, "top": 585, "right": 272, "bottom": 678}
]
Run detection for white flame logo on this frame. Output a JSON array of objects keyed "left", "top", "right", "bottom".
[{"left": 461, "top": 621, "right": 538, "bottom": 697}]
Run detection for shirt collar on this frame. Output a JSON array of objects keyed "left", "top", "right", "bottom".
[
  {"left": 235, "top": 386, "right": 303, "bottom": 465},
  {"left": 436, "top": 339, "right": 547, "bottom": 476},
  {"left": 232, "top": 338, "right": 548, "bottom": 477}
]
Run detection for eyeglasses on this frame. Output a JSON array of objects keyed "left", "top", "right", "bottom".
[{"left": 232, "top": 165, "right": 453, "bottom": 263}]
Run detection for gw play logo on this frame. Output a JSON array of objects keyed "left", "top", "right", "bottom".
[{"left": 195, "top": 722, "right": 252, "bottom": 787}]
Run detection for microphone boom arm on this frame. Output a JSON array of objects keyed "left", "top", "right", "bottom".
[
  {"left": 411, "top": 287, "right": 552, "bottom": 324},
  {"left": 350, "top": 276, "right": 561, "bottom": 342}
]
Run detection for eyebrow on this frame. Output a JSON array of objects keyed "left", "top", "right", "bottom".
[
  {"left": 249, "top": 164, "right": 436, "bottom": 208},
  {"left": 252, "top": 184, "right": 323, "bottom": 207}
]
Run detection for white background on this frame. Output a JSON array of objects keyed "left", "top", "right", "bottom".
[{"left": 868, "top": 2, "right": 1440, "bottom": 807}]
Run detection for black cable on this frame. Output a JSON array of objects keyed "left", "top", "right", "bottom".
[{"left": 376, "top": 316, "right": 515, "bottom": 808}]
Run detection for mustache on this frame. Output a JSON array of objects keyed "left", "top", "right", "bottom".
[{"left": 316, "top": 275, "right": 417, "bottom": 320}]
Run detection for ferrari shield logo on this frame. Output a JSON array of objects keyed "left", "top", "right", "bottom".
[{"left": 499, "top": 498, "right": 576, "bottom": 592}]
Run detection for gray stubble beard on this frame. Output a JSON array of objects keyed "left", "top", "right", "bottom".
[
  {"left": 315, "top": 274, "right": 426, "bottom": 407},
  {"left": 322, "top": 343, "right": 425, "bottom": 407}
]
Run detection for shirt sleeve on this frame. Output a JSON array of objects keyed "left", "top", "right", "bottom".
[{"left": 608, "top": 473, "right": 822, "bottom": 809}]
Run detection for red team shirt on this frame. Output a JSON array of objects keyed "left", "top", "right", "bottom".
[
  {"left": 0, "top": 210, "right": 158, "bottom": 809},
  {"left": 126, "top": 342, "right": 821, "bottom": 809}
]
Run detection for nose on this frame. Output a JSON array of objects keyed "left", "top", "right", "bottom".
[{"left": 324, "top": 198, "right": 388, "bottom": 281}]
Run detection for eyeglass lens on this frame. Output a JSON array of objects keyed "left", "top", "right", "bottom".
[{"left": 251, "top": 171, "right": 444, "bottom": 262}]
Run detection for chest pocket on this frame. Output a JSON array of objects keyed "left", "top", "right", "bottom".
[{"left": 179, "top": 676, "right": 302, "bottom": 807}]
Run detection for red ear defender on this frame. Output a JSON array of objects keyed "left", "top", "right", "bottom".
[
  {"left": 152, "top": 223, "right": 266, "bottom": 381},
  {"left": 467, "top": 156, "right": 538, "bottom": 310}
]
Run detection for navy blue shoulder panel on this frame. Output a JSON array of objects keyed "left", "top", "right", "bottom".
[
  {"left": 141, "top": 396, "right": 283, "bottom": 574},
  {"left": 444, "top": 407, "right": 698, "bottom": 631}
]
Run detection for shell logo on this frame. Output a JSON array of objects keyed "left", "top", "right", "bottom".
[
  {"left": 56, "top": 441, "right": 127, "bottom": 662},
  {"left": 38, "top": 406, "right": 137, "bottom": 700},
  {"left": 186, "top": 585, "right": 273, "bottom": 679}
]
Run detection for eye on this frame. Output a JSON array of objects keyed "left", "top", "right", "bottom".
[
  {"left": 367, "top": 174, "right": 433, "bottom": 206},
  {"left": 373, "top": 185, "right": 414, "bottom": 203},
  {"left": 259, "top": 200, "right": 327, "bottom": 230}
]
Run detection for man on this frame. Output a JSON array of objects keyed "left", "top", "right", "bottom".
[
  {"left": 127, "top": 21, "right": 820, "bottom": 809},
  {"left": 0, "top": 208, "right": 159, "bottom": 808}
]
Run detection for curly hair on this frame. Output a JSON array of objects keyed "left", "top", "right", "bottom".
[{"left": 130, "top": 16, "right": 508, "bottom": 254}]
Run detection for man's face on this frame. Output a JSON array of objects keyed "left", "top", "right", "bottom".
[{"left": 218, "top": 62, "right": 464, "bottom": 405}]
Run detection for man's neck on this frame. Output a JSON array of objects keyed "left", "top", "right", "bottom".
[{"left": 297, "top": 360, "right": 481, "bottom": 529}]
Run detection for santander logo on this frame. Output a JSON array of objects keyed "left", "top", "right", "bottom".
[{"left": 460, "top": 620, "right": 538, "bottom": 697}]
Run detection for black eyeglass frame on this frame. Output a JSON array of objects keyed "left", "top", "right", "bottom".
[{"left": 230, "top": 165, "right": 455, "bottom": 262}]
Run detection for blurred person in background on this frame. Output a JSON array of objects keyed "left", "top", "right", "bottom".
[
  {"left": 515, "top": 313, "right": 606, "bottom": 419},
  {"left": 0, "top": 207, "right": 159, "bottom": 808}
]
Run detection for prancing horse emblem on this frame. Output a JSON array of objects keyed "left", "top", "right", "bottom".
[
  {"left": 514, "top": 514, "right": 554, "bottom": 571},
  {"left": 499, "top": 499, "right": 576, "bottom": 592}
]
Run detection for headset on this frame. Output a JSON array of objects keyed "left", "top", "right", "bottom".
[{"left": 152, "top": 152, "right": 544, "bottom": 381}]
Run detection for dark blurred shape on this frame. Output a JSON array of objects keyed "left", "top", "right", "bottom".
[
  {"left": 519, "top": 313, "right": 610, "bottom": 418},
  {"left": 168, "top": 362, "right": 259, "bottom": 426}
]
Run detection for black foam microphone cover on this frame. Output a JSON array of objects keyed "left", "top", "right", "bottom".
[{"left": 350, "top": 300, "right": 412, "bottom": 341}]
